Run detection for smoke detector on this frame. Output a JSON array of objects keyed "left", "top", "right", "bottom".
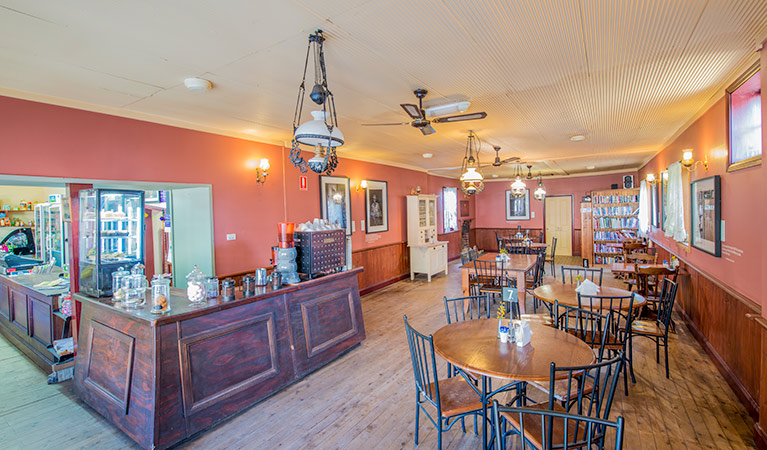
[{"left": 184, "top": 77, "right": 213, "bottom": 92}]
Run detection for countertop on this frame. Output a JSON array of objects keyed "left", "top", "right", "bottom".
[{"left": 0, "top": 267, "right": 69, "bottom": 297}]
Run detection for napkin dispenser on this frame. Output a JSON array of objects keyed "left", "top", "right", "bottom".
[
  {"left": 575, "top": 279, "right": 601, "bottom": 296},
  {"left": 514, "top": 320, "right": 532, "bottom": 347}
]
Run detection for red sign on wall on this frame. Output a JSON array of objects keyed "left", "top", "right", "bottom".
[{"left": 299, "top": 176, "right": 308, "bottom": 191}]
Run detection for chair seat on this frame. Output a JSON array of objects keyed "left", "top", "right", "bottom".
[
  {"left": 528, "top": 376, "right": 595, "bottom": 403},
  {"left": 478, "top": 285, "right": 503, "bottom": 293},
  {"left": 501, "top": 402, "right": 590, "bottom": 448},
  {"left": 631, "top": 319, "right": 664, "bottom": 337},
  {"left": 426, "top": 376, "right": 484, "bottom": 418},
  {"left": 544, "top": 257, "right": 554, "bottom": 262}
]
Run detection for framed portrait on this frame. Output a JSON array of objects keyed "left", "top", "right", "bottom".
[
  {"left": 660, "top": 171, "right": 668, "bottom": 231},
  {"left": 622, "top": 175, "right": 634, "bottom": 189},
  {"left": 364, "top": 180, "right": 388, "bottom": 233},
  {"left": 460, "top": 200, "right": 470, "bottom": 217},
  {"left": 319, "top": 175, "right": 352, "bottom": 236},
  {"left": 726, "top": 62, "right": 761, "bottom": 172},
  {"left": 690, "top": 175, "right": 721, "bottom": 257},
  {"left": 651, "top": 182, "right": 659, "bottom": 228},
  {"left": 442, "top": 187, "right": 458, "bottom": 232},
  {"left": 505, "top": 189, "right": 530, "bottom": 221}
]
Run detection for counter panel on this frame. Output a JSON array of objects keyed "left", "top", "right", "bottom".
[{"left": 0, "top": 283, "right": 9, "bottom": 320}]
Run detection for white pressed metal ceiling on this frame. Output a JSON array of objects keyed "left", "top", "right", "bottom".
[{"left": 0, "top": 0, "right": 766, "bottom": 178}]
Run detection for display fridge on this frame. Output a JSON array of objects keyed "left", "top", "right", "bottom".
[
  {"left": 79, "top": 189, "right": 145, "bottom": 297},
  {"left": 34, "top": 201, "right": 69, "bottom": 267}
]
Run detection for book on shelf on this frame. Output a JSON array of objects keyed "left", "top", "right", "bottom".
[
  {"left": 593, "top": 206, "right": 636, "bottom": 216},
  {"left": 594, "top": 230, "right": 636, "bottom": 241},
  {"left": 594, "top": 194, "right": 638, "bottom": 204},
  {"left": 595, "top": 217, "right": 638, "bottom": 229}
]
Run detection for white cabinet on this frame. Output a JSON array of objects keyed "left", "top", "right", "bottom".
[{"left": 407, "top": 195, "right": 448, "bottom": 282}]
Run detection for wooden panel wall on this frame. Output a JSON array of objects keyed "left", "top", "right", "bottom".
[
  {"left": 473, "top": 228, "right": 544, "bottom": 252},
  {"left": 351, "top": 242, "right": 409, "bottom": 295},
  {"left": 654, "top": 242, "right": 762, "bottom": 420},
  {"left": 573, "top": 229, "right": 582, "bottom": 257},
  {"left": 437, "top": 231, "right": 462, "bottom": 261}
]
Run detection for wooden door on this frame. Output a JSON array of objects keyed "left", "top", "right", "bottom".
[{"left": 545, "top": 196, "right": 573, "bottom": 256}]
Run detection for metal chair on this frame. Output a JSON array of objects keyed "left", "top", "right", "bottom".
[
  {"left": 403, "top": 315, "right": 485, "bottom": 450},
  {"left": 577, "top": 293, "right": 635, "bottom": 396},
  {"left": 473, "top": 259, "right": 515, "bottom": 301},
  {"left": 496, "top": 354, "right": 626, "bottom": 450},
  {"left": 444, "top": 294, "right": 492, "bottom": 324},
  {"left": 629, "top": 278, "right": 678, "bottom": 379},
  {"left": 561, "top": 266, "right": 604, "bottom": 285},
  {"left": 544, "top": 237, "right": 557, "bottom": 278}
]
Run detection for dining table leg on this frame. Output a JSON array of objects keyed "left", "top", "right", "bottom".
[
  {"left": 461, "top": 269, "right": 470, "bottom": 296},
  {"left": 516, "top": 272, "right": 527, "bottom": 314},
  {"left": 482, "top": 375, "right": 488, "bottom": 450}
]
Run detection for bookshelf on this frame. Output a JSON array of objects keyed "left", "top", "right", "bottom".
[{"left": 589, "top": 188, "right": 639, "bottom": 265}]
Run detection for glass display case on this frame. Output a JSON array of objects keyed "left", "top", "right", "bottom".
[
  {"left": 79, "top": 189, "right": 144, "bottom": 297},
  {"left": 34, "top": 201, "right": 68, "bottom": 267}
]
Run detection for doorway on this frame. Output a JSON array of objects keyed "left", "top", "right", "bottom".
[{"left": 545, "top": 195, "right": 573, "bottom": 257}]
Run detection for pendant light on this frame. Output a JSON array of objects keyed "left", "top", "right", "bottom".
[
  {"left": 510, "top": 164, "right": 527, "bottom": 198},
  {"left": 289, "top": 30, "right": 344, "bottom": 175},
  {"left": 460, "top": 131, "right": 484, "bottom": 195},
  {"left": 533, "top": 173, "right": 546, "bottom": 200}
]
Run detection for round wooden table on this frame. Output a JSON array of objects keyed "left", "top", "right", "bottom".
[
  {"left": 532, "top": 283, "right": 644, "bottom": 310},
  {"left": 432, "top": 319, "right": 595, "bottom": 449}
]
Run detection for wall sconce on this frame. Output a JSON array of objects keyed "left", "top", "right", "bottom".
[
  {"left": 681, "top": 149, "right": 708, "bottom": 172},
  {"left": 256, "top": 158, "right": 270, "bottom": 185},
  {"left": 646, "top": 173, "right": 657, "bottom": 185},
  {"left": 356, "top": 179, "right": 368, "bottom": 192}
]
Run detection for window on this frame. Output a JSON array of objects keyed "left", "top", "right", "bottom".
[
  {"left": 442, "top": 187, "right": 458, "bottom": 232},
  {"left": 727, "top": 63, "right": 761, "bottom": 171}
]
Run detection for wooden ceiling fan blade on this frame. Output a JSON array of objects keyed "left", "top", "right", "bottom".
[
  {"left": 432, "top": 112, "right": 487, "bottom": 123},
  {"left": 420, "top": 125, "right": 436, "bottom": 135},
  {"left": 501, "top": 156, "right": 520, "bottom": 163},
  {"left": 400, "top": 103, "right": 423, "bottom": 119},
  {"left": 361, "top": 122, "right": 410, "bottom": 126}
]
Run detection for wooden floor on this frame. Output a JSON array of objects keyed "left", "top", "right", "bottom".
[{"left": 0, "top": 257, "right": 756, "bottom": 449}]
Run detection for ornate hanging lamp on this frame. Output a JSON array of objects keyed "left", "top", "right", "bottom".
[
  {"left": 510, "top": 164, "right": 527, "bottom": 198},
  {"left": 533, "top": 173, "right": 547, "bottom": 200},
  {"left": 459, "top": 131, "right": 484, "bottom": 195},
  {"left": 289, "top": 30, "right": 344, "bottom": 175}
]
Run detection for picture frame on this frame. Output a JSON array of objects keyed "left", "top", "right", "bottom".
[
  {"left": 690, "top": 175, "right": 721, "bottom": 257},
  {"left": 660, "top": 171, "right": 668, "bottom": 231},
  {"left": 505, "top": 189, "right": 530, "bottom": 221},
  {"left": 460, "top": 200, "right": 470, "bottom": 217},
  {"left": 319, "top": 175, "right": 352, "bottom": 236},
  {"left": 364, "top": 180, "right": 388, "bottom": 234},
  {"left": 726, "top": 62, "right": 761, "bottom": 172},
  {"left": 651, "top": 182, "right": 659, "bottom": 228},
  {"left": 622, "top": 175, "right": 634, "bottom": 189}
]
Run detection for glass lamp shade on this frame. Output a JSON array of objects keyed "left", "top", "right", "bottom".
[
  {"left": 534, "top": 185, "right": 546, "bottom": 200},
  {"left": 294, "top": 110, "right": 344, "bottom": 147},
  {"left": 460, "top": 167, "right": 484, "bottom": 182},
  {"left": 682, "top": 150, "right": 694, "bottom": 166},
  {"left": 510, "top": 177, "right": 527, "bottom": 198},
  {"left": 259, "top": 158, "right": 270, "bottom": 171},
  {"left": 461, "top": 180, "right": 484, "bottom": 195}
]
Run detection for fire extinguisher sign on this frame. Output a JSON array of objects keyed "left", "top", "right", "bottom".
[{"left": 299, "top": 176, "right": 308, "bottom": 191}]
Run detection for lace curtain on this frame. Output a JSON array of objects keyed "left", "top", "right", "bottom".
[
  {"left": 664, "top": 161, "right": 687, "bottom": 242},
  {"left": 638, "top": 180, "right": 650, "bottom": 237}
]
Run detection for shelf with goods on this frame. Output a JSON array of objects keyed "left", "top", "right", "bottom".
[{"left": 589, "top": 187, "right": 639, "bottom": 266}]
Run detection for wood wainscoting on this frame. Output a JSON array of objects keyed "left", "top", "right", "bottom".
[
  {"left": 573, "top": 228, "right": 582, "bottom": 257},
  {"left": 653, "top": 240, "right": 763, "bottom": 437},
  {"left": 474, "top": 228, "right": 544, "bottom": 252}
]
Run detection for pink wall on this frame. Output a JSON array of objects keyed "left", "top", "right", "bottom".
[
  {"left": 639, "top": 96, "right": 763, "bottom": 304},
  {"left": 0, "top": 95, "right": 473, "bottom": 276},
  {"left": 475, "top": 172, "right": 638, "bottom": 230},
  {"left": 761, "top": 45, "right": 766, "bottom": 314}
]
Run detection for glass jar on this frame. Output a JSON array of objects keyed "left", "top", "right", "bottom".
[
  {"left": 221, "top": 278, "right": 236, "bottom": 301},
  {"left": 111, "top": 266, "right": 129, "bottom": 301},
  {"left": 186, "top": 265, "right": 207, "bottom": 305},
  {"left": 150, "top": 275, "right": 171, "bottom": 314},
  {"left": 204, "top": 276, "right": 219, "bottom": 299}
]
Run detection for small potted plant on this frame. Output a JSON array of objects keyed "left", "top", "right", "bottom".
[{"left": 497, "top": 303, "right": 507, "bottom": 339}]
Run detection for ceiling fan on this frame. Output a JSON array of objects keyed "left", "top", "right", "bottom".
[
  {"left": 490, "top": 145, "right": 520, "bottom": 167},
  {"left": 361, "top": 89, "right": 487, "bottom": 135}
]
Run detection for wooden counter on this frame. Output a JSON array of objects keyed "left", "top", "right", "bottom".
[
  {"left": 0, "top": 271, "right": 71, "bottom": 373},
  {"left": 73, "top": 267, "right": 365, "bottom": 450}
]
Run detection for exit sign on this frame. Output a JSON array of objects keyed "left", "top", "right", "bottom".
[{"left": 299, "top": 176, "right": 308, "bottom": 191}]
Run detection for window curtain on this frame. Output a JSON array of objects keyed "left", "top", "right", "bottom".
[
  {"left": 664, "top": 161, "right": 687, "bottom": 242},
  {"left": 638, "top": 180, "right": 650, "bottom": 237}
]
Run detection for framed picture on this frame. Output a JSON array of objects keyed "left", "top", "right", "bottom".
[
  {"left": 505, "top": 189, "right": 530, "bottom": 220},
  {"left": 364, "top": 180, "right": 388, "bottom": 233},
  {"left": 660, "top": 171, "right": 668, "bottom": 231},
  {"left": 726, "top": 62, "right": 761, "bottom": 172},
  {"left": 690, "top": 175, "right": 721, "bottom": 257},
  {"left": 622, "top": 175, "right": 634, "bottom": 189},
  {"left": 319, "top": 175, "right": 352, "bottom": 236},
  {"left": 442, "top": 187, "right": 458, "bottom": 232},
  {"left": 460, "top": 200, "right": 470, "bottom": 217},
  {"left": 651, "top": 182, "right": 659, "bottom": 228}
]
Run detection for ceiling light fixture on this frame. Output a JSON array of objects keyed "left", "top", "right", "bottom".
[
  {"left": 184, "top": 77, "right": 212, "bottom": 92},
  {"left": 510, "top": 164, "right": 527, "bottom": 198},
  {"left": 570, "top": 134, "right": 586, "bottom": 142},
  {"left": 681, "top": 149, "right": 708, "bottom": 172},
  {"left": 587, "top": 165, "right": 595, "bottom": 170},
  {"left": 492, "top": 174, "right": 499, "bottom": 178},
  {"left": 459, "top": 130, "right": 484, "bottom": 196},
  {"left": 422, "top": 153, "right": 433, "bottom": 159},
  {"left": 646, "top": 173, "right": 657, "bottom": 185},
  {"left": 289, "top": 30, "right": 343, "bottom": 175},
  {"left": 533, "top": 173, "right": 546, "bottom": 200},
  {"left": 424, "top": 101, "right": 471, "bottom": 118}
]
